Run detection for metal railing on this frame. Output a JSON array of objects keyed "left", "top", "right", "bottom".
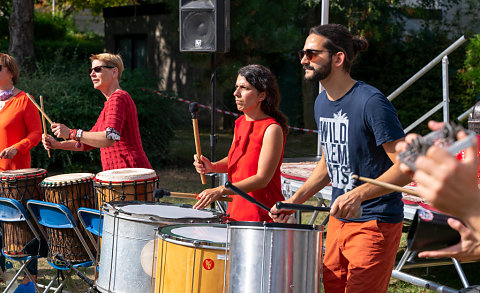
[{"left": 387, "top": 35, "right": 468, "bottom": 133}]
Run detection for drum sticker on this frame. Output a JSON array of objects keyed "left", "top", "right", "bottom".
[
  {"left": 203, "top": 259, "right": 214, "bottom": 270},
  {"left": 419, "top": 209, "right": 434, "bottom": 222}
]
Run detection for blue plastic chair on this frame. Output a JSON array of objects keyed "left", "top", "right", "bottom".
[
  {"left": 77, "top": 207, "right": 103, "bottom": 271},
  {"left": 26, "top": 199, "right": 96, "bottom": 292},
  {"left": 0, "top": 197, "right": 42, "bottom": 293}
]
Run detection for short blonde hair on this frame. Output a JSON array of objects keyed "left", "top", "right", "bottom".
[
  {"left": 0, "top": 52, "right": 20, "bottom": 85},
  {"left": 89, "top": 53, "right": 124, "bottom": 81}
]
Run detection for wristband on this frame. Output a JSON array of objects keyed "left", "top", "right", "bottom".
[{"left": 75, "top": 129, "right": 83, "bottom": 141}]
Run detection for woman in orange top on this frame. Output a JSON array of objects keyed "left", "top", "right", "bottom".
[
  {"left": 0, "top": 53, "right": 42, "bottom": 284},
  {"left": 193, "top": 64, "right": 288, "bottom": 222},
  {"left": 0, "top": 53, "right": 42, "bottom": 170}
]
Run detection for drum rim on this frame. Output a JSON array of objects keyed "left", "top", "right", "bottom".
[
  {"left": 41, "top": 173, "right": 95, "bottom": 186},
  {"left": 0, "top": 168, "right": 47, "bottom": 181},
  {"left": 95, "top": 168, "right": 158, "bottom": 183},
  {"left": 159, "top": 223, "right": 228, "bottom": 248},
  {"left": 102, "top": 201, "right": 225, "bottom": 223},
  {"left": 94, "top": 175, "right": 159, "bottom": 185},
  {"left": 228, "top": 221, "right": 319, "bottom": 230}
]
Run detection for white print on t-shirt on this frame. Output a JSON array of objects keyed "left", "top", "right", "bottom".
[{"left": 319, "top": 110, "right": 354, "bottom": 193}]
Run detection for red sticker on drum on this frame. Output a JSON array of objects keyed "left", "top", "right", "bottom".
[{"left": 203, "top": 259, "right": 214, "bottom": 270}]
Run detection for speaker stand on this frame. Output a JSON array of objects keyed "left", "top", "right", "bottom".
[{"left": 210, "top": 53, "right": 219, "bottom": 210}]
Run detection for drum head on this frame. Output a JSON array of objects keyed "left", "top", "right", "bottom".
[
  {"left": 42, "top": 173, "right": 95, "bottom": 184},
  {"left": 95, "top": 168, "right": 157, "bottom": 183},
  {"left": 0, "top": 168, "right": 46, "bottom": 180},
  {"left": 104, "top": 201, "right": 224, "bottom": 223},
  {"left": 161, "top": 224, "right": 228, "bottom": 246}
]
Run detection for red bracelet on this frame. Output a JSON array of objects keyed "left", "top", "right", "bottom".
[
  {"left": 69, "top": 129, "right": 75, "bottom": 140},
  {"left": 72, "top": 129, "right": 78, "bottom": 141}
]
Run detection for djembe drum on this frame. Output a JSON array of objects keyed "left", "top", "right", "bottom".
[
  {"left": 41, "top": 173, "right": 96, "bottom": 263},
  {"left": 94, "top": 168, "right": 159, "bottom": 208},
  {"left": 0, "top": 168, "right": 47, "bottom": 255}
]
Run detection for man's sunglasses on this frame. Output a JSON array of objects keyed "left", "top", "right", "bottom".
[
  {"left": 298, "top": 49, "right": 331, "bottom": 61},
  {"left": 88, "top": 65, "right": 115, "bottom": 74}
]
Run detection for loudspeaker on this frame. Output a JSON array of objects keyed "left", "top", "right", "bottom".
[{"left": 179, "top": 0, "right": 230, "bottom": 53}]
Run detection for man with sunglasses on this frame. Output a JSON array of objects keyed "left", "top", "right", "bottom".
[
  {"left": 42, "top": 53, "right": 152, "bottom": 171},
  {"left": 270, "top": 24, "right": 411, "bottom": 292}
]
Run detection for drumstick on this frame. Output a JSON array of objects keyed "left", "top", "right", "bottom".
[
  {"left": 40, "top": 95, "right": 51, "bottom": 158},
  {"left": 276, "top": 202, "right": 363, "bottom": 219},
  {"left": 26, "top": 93, "right": 53, "bottom": 125},
  {"left": 189, "top": 102, "right": 207, "bottom": 185},
  {"left": 352, "top": 174, "right": 420, "bottom": 196},
  {"left": 225, "top": 181, "right": 270, "bottom": 212},
  {"left": 153, "top": 188, "right": 232, "bottom": 202}
]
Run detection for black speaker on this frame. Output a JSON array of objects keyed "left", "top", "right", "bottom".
[{"left": 179, "top": 0, "right": 230, "bottom": 53}]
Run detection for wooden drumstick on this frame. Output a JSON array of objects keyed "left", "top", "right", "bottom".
[
  {"left": 26, "top": 93, "right": 53, "bottom": 125},
  {"left": 40, "top": 95, "right": 51, "bottom": 158},
  {"left": 189, "top": 102, "right": 207, "bottom": 185},
  {"left": 154, "top": 189, "right": 232, "bottom": 202},
  {"left": 352, "top": 174, "right": 420, "bottom": 196}
]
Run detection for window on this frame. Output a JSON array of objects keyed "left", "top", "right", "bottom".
[{"left": 115, "top": 34, "right": 147, "bottom": 70}]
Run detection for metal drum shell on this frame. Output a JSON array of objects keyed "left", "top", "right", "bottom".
[
  {"left": 97, "top": 201, "right": 224, "bottom": 293},
  {"left": 227, "top": 221, "right": 322, "bottom": 293}
]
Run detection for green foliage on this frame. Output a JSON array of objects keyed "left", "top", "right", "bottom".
[
  {"left": 457, "top": 34, "right": 480, "bottom": 110},
  {"left": 34, "top": 12, "right": 71, "bottom": 40},
  {"left": 41, "top": 0, "right": 137, "bottom": 16}
]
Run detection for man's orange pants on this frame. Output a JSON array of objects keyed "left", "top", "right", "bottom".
[{"left": 322, "top": 215, "right": 402, "bottom": 293}]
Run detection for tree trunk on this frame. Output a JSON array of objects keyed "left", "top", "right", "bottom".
[{"left": 8, "top": 0, "right": 35, "bottom": 71}]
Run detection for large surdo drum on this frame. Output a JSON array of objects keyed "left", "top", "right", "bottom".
[
  {"left": 0, "top": 168, "right": 47, "bottom": 255},
  {"left": 41, "top": 173, "right": 96, "bottom": 263},
  {"left": 155, "top": 224, "right": 229, "bottom": 293},
  {"left": 97, "top": 201, "right": 224, "bottom": 293},
  {"left": 227, "top": 221, "right": 322, "bottom": 293},
  {"left": 94, "top": 168, "right": 159, "bottom": 207}
]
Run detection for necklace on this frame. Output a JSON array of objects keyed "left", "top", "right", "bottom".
[{"left": 0, "top": 86, "right": 15, "bottom": 101}]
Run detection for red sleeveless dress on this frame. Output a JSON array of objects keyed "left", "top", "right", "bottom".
[{"left": 226, "top": 115, "right": 285, "bottom": 222}]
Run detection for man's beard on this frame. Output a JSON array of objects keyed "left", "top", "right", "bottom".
[{"left": 304, "top": 58, "right": 332, "bottom": 82}]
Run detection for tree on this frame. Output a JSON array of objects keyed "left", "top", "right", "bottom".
[
  {"left": 8, "top": 0, "right": 35, "bottom": 70},
  {"left": 40, "top": 0, "right": 140, "bottom": 17}
]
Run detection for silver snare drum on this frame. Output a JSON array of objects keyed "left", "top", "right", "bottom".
[
  {"left": 96, "top": 201, "right": 224, "bottom": 293},
  {"left": 227, "top": 221, "right": 322, "bottom": 293}
]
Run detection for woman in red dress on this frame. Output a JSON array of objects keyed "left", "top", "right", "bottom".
[{"left": 193, "top": 64, "right": 288, "bottom": 222}]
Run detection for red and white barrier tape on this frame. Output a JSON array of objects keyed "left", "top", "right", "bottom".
[{"left": 141, "top": 88, "right": 318, "bottom": 133}]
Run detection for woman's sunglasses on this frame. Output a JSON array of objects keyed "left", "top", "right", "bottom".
[
  {"left": 88, "top": 65, "right": 115, "bottom": 74},
  {"left": 298, "top": 49, "right": 331, "bottom": 61}
]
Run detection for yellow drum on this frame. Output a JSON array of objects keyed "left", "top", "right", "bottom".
[
  {"left": 94, "top": 168, "right": 159, "bottom": 208},
  {"left": 155, "top": 224, "right": 229, "bottom": 293}
]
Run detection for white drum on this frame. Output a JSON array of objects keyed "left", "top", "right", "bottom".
[{"left": 96, "top": 201, "right": 225, "bottom": 293}]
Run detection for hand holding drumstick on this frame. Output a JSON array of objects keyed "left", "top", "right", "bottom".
[{"left": 40, "top": 95, "right": 51, "bottom": 158}]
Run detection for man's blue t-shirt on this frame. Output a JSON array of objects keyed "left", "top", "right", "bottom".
[{"left": 314, "top": 81, "right": 405, "bottom": 223}]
